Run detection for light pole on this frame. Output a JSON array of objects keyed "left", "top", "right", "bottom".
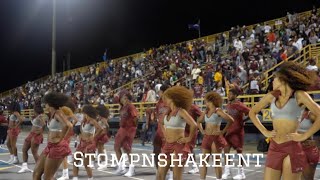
[{"left": 51, "top": 0, "right": 56, "bottom": 76}]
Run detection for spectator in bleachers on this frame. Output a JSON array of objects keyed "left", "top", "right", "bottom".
[
  {"left": 191, "top": 64, "right": 201, "bottom": 84},
  {"left": 2, "top": 8, "right": 320, "bottom": 108},
  {"left": 306, "top": 57, "right": 319, "bottom": 71}
]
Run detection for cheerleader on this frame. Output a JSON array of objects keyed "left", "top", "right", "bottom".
[
  {"left": 198, "top": 92, "right": 234, "bottom": 180},
  {"left": 33, "top": 92, "right": 72, "bottom": 180},
  {"left": 72, "top": 105, "right": 102, "bottom": 180},
  {"left": 18, "top": 106, "right": 47, "bottom": 173},
  {"left": 6, "top": 101, "right": 23, "bottom": 164},
  {"left": 95, "top": 104, "right": 110, "bottom": 171}
]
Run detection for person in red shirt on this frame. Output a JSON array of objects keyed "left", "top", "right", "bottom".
[
  {"left": 193, "top": 82, "right": 203, "bottom": 99},
  {"left": 153, "top": 84, "right": 170, "bottom": 168},
  {"left": 114, "top": 90, "right": 138, "bottom": 177},
  {"left": 222, "top": 88, "right": 250, "bottom": 180},
  {"left": 186, "top": 104, "right": 202, "bottom": 174},
  {"left": 0, "top": 110, "right": 8, "bottom": 148}
]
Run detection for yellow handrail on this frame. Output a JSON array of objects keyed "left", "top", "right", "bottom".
[
  {"left": 242, "top": 43, "right": 320, "bottom": 92},
  {"left": 5, "top": 90, "right": 320, "bottom": 121}
]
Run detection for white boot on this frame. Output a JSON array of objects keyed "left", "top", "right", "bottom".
[
  {"left": 57, "top": 169, "right": 69, "bottom": 180},
  {"left": 166, "top": 170, "right": 173, "bottom": 180},
  {"left": 233, "top": 167, "right": 245, "bottom": 179},
  {"left": 72, "top": 177, "right": 78, "bottom": 180},
  {"left": 222, "top": 166, "right": 230, "bottom": 179},
  {"left": 88, "top": 177, "right": 93, "bottom": 180},
  {"left": 114, "top": 163, "right": 126, "bottom": 175},
  {"left": 11, "top": 156, "right": 19, "bottom": 164},
  {"left": 188, "top": 166, "right": 199, "bottom": 174},
  {"left": 7, "top": 155, "right": 14, "bottom": 163},
  {"left": 17, "top": 162, "right": 30, "bottom": 173},
  {"left": 123, "top": 164, "right": 135, "bottom": 177}
]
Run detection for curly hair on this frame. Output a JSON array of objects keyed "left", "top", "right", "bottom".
[
  {"left": 82, "top": 105, "right": 98, "bottom": 119},
  {"left": 34, "top": 105, "right": 44, "bottom": 115},
  {"left": 95, "top": 104, "right": 110, "bottom": 119},
  {"left": 275, "top": 61, "right": 317, "bottom": 91},
  {"left": 163, "top": 86, "right": 193, "bottom": 111},
  {"left": 43, "top": 92, "right": 69, "bottom": 110},
  {"left": 205, "top": 92, "right": 223, "bottom": 107}
]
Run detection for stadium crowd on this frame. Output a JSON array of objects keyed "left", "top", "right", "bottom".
[{"left": 1, "top": 7, "right": 320, "bottom": 110}]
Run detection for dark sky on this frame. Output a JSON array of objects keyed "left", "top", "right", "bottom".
[{"left": 0, "top": 0, "right": 318, "bottom": 92}]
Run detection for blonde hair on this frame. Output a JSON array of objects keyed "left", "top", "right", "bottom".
[{"left": 60, "top": 106, "right": 74, "bottom": 116}]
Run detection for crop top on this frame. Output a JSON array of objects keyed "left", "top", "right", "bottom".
[
  {"left": 32, "top": 116, "right": 43, "bottom": 128},
  {"left": 205, "top": 111, "right": 222, "bottom": 126},
  {"left": 9, "top": 115, "right": 19, "bottom": 122},
  {"left": 163, "top": 110, "right": 186, "bottom": 129},
  {"left": 270, "top": 92, "right": 304, "bottom": 121},
  {"left": 82, "top": 123, "right": 95, "bottom": 134},
  {"left": 47, "top": 119, "right": 63, "bottom": 132}
]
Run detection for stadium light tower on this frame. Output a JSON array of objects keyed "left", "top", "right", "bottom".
[{"left": 51, "top": 0, "right": 56, "bottom": 76}]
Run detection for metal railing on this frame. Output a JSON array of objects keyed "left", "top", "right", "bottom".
[
  {"left": 242, "top": 43, "right": 320, "bottom": 92},
  {"left": 4, "top": 90, "right": 320, "bottom": 122}
]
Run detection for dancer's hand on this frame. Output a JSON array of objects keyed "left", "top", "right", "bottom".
[
  {"left": 177, "top": 137, "right": 190, "bottom": 144},
  {"left": 287, "top": 133, "right": 307, "bottom": 142},
  {"left": 262, "top": 130, "right": 276, "bottom": 138}
]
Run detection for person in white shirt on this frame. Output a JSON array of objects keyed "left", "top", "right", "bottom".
[
  {"left": 306, "top": 58, "right": 318, "bottom": 72},
  {"left": 264, "top": 24, "right": 271, "bottom": 34},
  {"left": 293, "top": 37, "right": 304, "bottom": 51},
  {"left": 191, "top": 64, "right": 201, "bottom": 82},
  {"left": 145, "top": 87, "right": 157, "bottom": 103},
  {"left": 233, "top": 38, "right": 243, "bottom": 52}
]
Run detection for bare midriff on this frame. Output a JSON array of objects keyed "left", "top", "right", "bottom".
[
  {"left": 8, "top": 121, "right": 17, "bottom": 129},
  {"left": 164, "top": 128, "right": 185, "bottom": 143},
  {"left": 31, "top": 126, "right": 43, "bottom": 134},
  {"left": 204, "top": 123, "right": 221, "bottom": 136},
  {"left": 272, "top": 119, "right": 299, "bottom": 143},
  {"left": 80, "top": 132, "right": 94, "bottom": 142},
  {"left": 48, "top": 131, "right": 64, "bottom": 144}
]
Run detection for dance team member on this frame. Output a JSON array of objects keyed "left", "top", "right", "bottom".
[
  {"left": 153, "top": 84, "right": 171, "bottom": 178},
  {"left": 33, "top": 92, "right": 72, "bottom": 180},
  {"left": 249, "top": 61, "right": 320, "bottom": 180},
  {"left": 0, "top": 110, "right": 8, "bottom": 148},
  {"left": 57, "top": 100, "right": 78, "bottom": 180},
  {"left": 18, "top": 106, "right": 47, "bottom": 173},
  {"left": 222, "top": 88, "right": 250, "bottom": 180},
  {"left": 198, "top": 92, "right": 234, "bottom": 180},
  {"left": 114, "top": 90, "right": 138, "bottom": 177},
  {"left": 95, "top": 104, "right": 110, "bottom": 171},
  {"left": 186, "top": 103, "right": 202, "bottom": 174},
  {"left": 157, "top": 86, "right": 197, "bottom": 180},
  {"left": 298, "top": 108, "right": 319, "bottom": 180},
  {"left": 72, "top": 105, "right": 102, "bottom": 180},
  {"left": 7, "top": 101, "right": 24, "bottom": 164}
]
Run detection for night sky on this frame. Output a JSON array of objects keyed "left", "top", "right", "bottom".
[{"left": 0, "top": 0, "right": 318, "bottom": 92}]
